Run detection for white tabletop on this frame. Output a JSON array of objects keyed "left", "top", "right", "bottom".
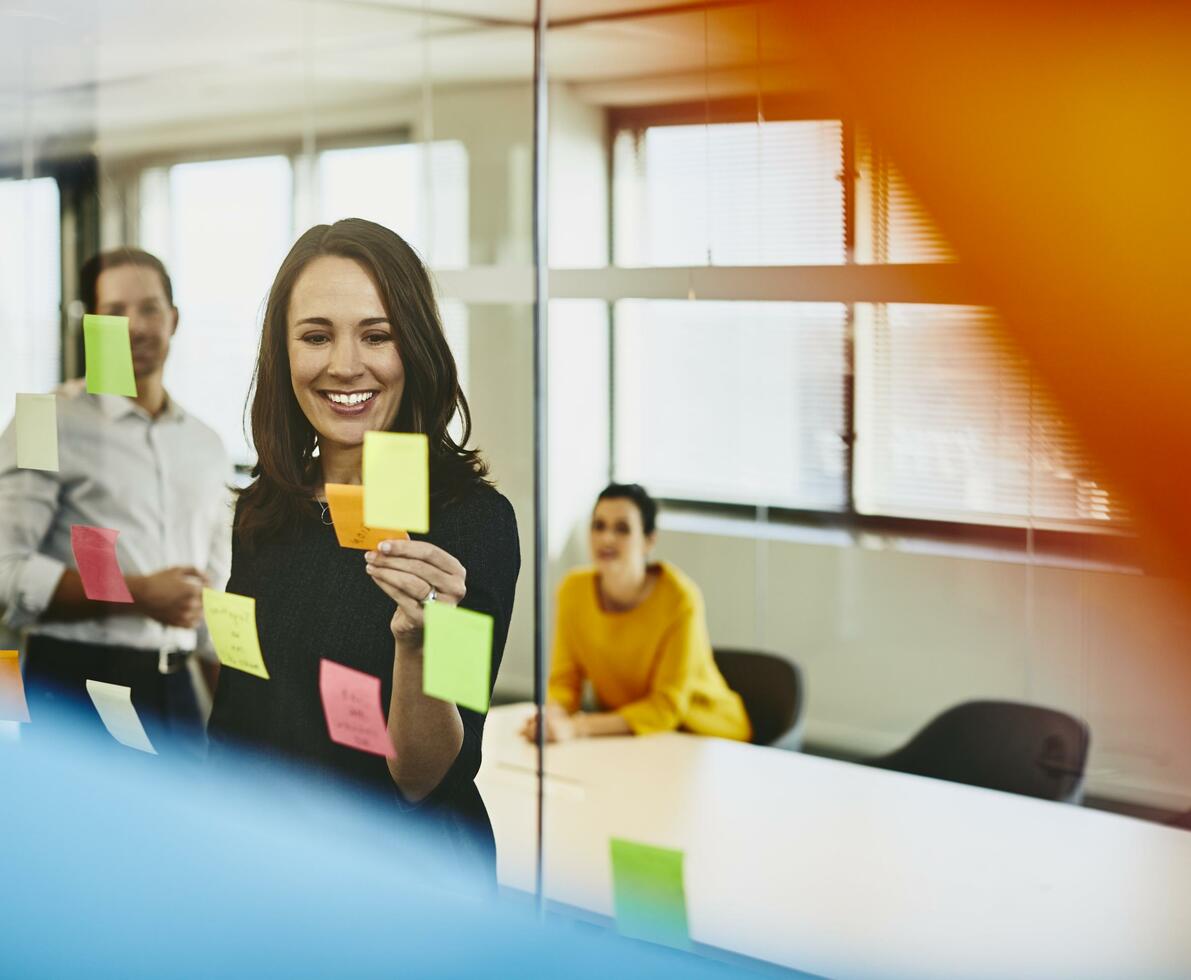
[{"left": 476, "top": 703, "right": 1191, "bottom": 979}]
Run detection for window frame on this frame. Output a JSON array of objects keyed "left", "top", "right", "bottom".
[{"left": 607, "top": 103, "right": 1133, "bottom": 551}]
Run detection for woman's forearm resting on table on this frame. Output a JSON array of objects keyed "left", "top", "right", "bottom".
[
  {"left": 572, "top": 710, "right": 633, "bottom": 738},
  {"left": 386, "top": 637, "right": 465, "bottom": 802}
]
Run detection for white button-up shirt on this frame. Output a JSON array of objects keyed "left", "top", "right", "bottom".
[{"left": 0, "top": 383, "right": 233, "bottom": 653}]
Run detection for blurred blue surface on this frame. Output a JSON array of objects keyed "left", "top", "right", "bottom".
[{"left": 1, "top": 718, "right": 750, "bottom": 978}]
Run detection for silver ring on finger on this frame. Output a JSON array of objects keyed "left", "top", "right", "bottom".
[{"left": 422, "top": 585, "right": 438, "bottom": 606}]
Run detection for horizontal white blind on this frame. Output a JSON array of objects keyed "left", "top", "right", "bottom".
[
  {"left": 855, "top": 303, "right": 1122, "bottom": 527},
  {"left": 614, "top": 120, "right": 845, "bottom": 266},
  {"left": 857, "top": 134, "right": 955, "bottom": 264},
  {"left": 614, "top": 299, "right": 847, "bottom": 510}
]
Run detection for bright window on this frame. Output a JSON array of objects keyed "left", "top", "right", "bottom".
[
  {"left": 854, "top": 303, "right": 1119, "bottom": 527},
  {"left": 611, "top": 120, "right": 1119, "bottom": 529},
  {"left": 142, "top": 155, "right": 294, "bottom": 465},
  {"left": 614, "top": 120, "right": 844, "bottom": 267},
  {"left": 318, "top": 141, "right": 468, "bottom": 269},
  {"left": 614, "top": 299, "right": 847, "bottom": 510},
  {"left": 0, "top": 177, "right": 60, "bottom": 431}
]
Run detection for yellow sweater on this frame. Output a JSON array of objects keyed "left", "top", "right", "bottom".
[{"left": 547, "top": 562, "right": 751, "bottom": 741}]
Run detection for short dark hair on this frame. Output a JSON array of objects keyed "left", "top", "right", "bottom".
[
  {"left": 596, "top": 482, "right": 658, "bottom": 535},
  {"left": 79, "top": 248, "right": 174, "bottom": 313}
]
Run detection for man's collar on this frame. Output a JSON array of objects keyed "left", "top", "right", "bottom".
[{"left": 95, "top": 391, "right": 185, "bottom": 423}]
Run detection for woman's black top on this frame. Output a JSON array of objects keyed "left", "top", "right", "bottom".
[{"left": 207, "top": 482, "right": 520, "bottom": 877}]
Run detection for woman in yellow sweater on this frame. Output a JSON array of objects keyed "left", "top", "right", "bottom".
[{"left": 522, "top": 484, "right": 751, "bottom": 743}]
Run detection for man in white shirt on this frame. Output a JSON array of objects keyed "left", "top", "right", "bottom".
[{"left": 0, "top": 248, "right": 232, "bottom": 757}]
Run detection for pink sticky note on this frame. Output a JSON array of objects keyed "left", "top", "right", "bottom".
[
  {"left": 71, "top": 525, "right": 134, "bottom": 603},
  {"left": 319, "top": 658, "right": 395, "bottom": 758}
]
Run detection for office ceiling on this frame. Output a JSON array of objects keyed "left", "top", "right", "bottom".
[{"left": 0, "top": 0, "right": 819, "bottom": 159}]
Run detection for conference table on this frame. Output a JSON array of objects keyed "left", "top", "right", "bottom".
[{"left": 476, "top": 703, "right": 1191, "bottom": 979}]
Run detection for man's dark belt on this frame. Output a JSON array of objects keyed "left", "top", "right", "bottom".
[{"left": 157, "top": 649, "right": 193, "bottom": 675}]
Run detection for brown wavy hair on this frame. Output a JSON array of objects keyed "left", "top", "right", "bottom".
[{"left": 236, "top": 218, "right": 489, "bottom": 547}]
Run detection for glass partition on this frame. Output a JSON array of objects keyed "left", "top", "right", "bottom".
[{"left": 4, "top": 2, "right": 1190, "bottom": 977}]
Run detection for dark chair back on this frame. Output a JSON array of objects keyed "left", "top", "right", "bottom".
[
  {"left": 870, "top": 700, "right": 1090, "bottom": 803},
  {"left": 712, "top": 648, "right": 804, "bottom": 747},
  {"left": 1167, "top": 809, "right": 1191, "bottom": 831}
]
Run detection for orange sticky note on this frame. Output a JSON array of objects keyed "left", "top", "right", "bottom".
[
  {"left": 319, "top": 658, "right": 395, "bottom": 757},
  {"left": 324, "top": 484, "right": 409, "bottom": 551},
  {"left": 0, "top": 650, "right": 31, "bottom": 723}
]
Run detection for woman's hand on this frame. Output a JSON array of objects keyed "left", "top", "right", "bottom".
[
  {"left": 520, "top": 703, "right": 580, "bottom": 743},
  {"left": 364, "top": 539, "right": 467, "bottom": 643}
]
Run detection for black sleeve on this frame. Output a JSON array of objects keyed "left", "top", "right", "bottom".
[{"left": 392, "top": 486, "right": 520, "bottom": 812}]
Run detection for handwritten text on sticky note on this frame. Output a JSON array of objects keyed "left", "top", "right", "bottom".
[
  {"left": 86, "top": 680, "right": 156, "bottom": 754},
  {"left": 609, "top": 838, "right": 691, "bottom": 950},
  {"left": 422, "top": 602, "right": 493, "bottom": 714},
  {"left": 319, "top": 658, "right": 395, "bottom": 757},
  {"left": 83, "top": 314, "right": 138, "bottom": 398},
  {"left": 202, "top": 589, "right": 269, "bottom": 679},
  {"left": 71, "top": 525, "right": 134, "bottom": 603},
  {"left": 0, "top": 650, "right": 30, "bottom": 723},
  {"left": 15, "top": 393, "right": 58, "bottom": 471},
  {"left": 362, "top": 431, "right": 429, "bottom": 533},
  {"left": 325, "top": 483, "right": 410, "bottom": 550}
]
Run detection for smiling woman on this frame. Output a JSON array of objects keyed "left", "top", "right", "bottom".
[{"left": 207, "top": 219, "right": 520, "bottom": 878}]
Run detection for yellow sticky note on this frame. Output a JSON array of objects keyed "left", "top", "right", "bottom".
[
  {"left": 609, "top": 838, "right": 691, "bottom": 950},
  {"left": 83, "top": 314, "right": 137, "bottom": 397},
  {"left": 202, "top": 588, "right": 269, "bottom": 679},
  {"left": 325, "top": 483, "right": 410, "bottom": 550},
  {"left": 422, "top": 603, "right": 493, "bottom": 713},
  {"left": 0, "top": 650, "right": 31, "bottom": 723},
  {"left": 15, "top": 393, "right": 59, "bottom": 471},
  {"left": 362, "top": 431, "right": 429, "bottom": 533}
]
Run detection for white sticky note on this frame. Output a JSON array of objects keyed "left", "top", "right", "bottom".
[
  {"left": 85, "top": 680, "right": 157, "bottom": 755},
  {"left": 16, "top": 393, "right": 59, "bottom": 471}
]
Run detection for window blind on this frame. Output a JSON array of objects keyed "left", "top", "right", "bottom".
[
  {"left": 855, "top": 303, "right": 1122, "bottom": 528},
  {"left": 614, "top": 299, "right": 847, "bottom": 510},
  {"left": 857, "top": 133, "right": 956, "bottom": 264},
  {"left": 613, "top": 120, "right": 845, "bottom": 267}
]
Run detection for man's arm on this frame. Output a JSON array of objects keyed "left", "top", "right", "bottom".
[
  {"left": 0, "top": 421, "right": 72, "bottom": 630},
  {"left": 45, "top": 567, "right": 205, "bottom": 626},
  {"left": 0, "top": 419, "right": 206, "bottom": 630}
]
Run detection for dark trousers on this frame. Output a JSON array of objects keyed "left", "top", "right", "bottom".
[{"left": 23, "top": 635, "right": 207, "bottom": 761}]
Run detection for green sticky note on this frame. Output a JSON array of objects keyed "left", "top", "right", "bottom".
[
  {"left": 15, "top": 393, "right": 59, "bottom": 471},
  {"left": 422, "top": 602, "right": 492, "bottom": 713},
  {"left": 362, "top": 431, "right": 429, "bottom": 533},
  {"left": 609, "top": 838, "right": 691, "bottom": 950},
  {"left": 202, "top": 588, "right": 269, "bottom": 679},
  {"left": 83, "top": 314, "right": 137, "bottom": 397}
]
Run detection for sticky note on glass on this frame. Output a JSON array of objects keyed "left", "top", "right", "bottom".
[
  {"left": 0, "top": 650, "right": 31, "bottom": 723},
  {"left": 15, "top": 393, "right": 58, "bottom": 471},
  {"left": 422, "top": 603, "right": 492, "bottom": 713},
  {"left": 609, "top": 838, "right": 691, "bottom": 950},
  {"left": 86, "top": 680, "right": 156, "bottom": 754},
  {"left": 83, "top": 314, "right": 137, "bottom": 397},
  {"left": 202, "top": 589, "right": 269, "bottom": 679},
  {"left": 318, "top": 658, "right": 395, "bottom": 757},
  {"left": 325, "top": 483, "right": 410, "bottom": 550},
  {"left": 362, "top": 431, "right": 429, "bottom": 533},
  {"left": 71, "top": 525, "right": 134, "bottom": 603}
]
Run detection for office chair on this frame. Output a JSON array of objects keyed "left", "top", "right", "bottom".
[
  {"left": 869, "top": 700, "right": 1090, "bottom": 803},
  {"left": 712, "top": 648, "right": 804, "bottom": 748}
]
